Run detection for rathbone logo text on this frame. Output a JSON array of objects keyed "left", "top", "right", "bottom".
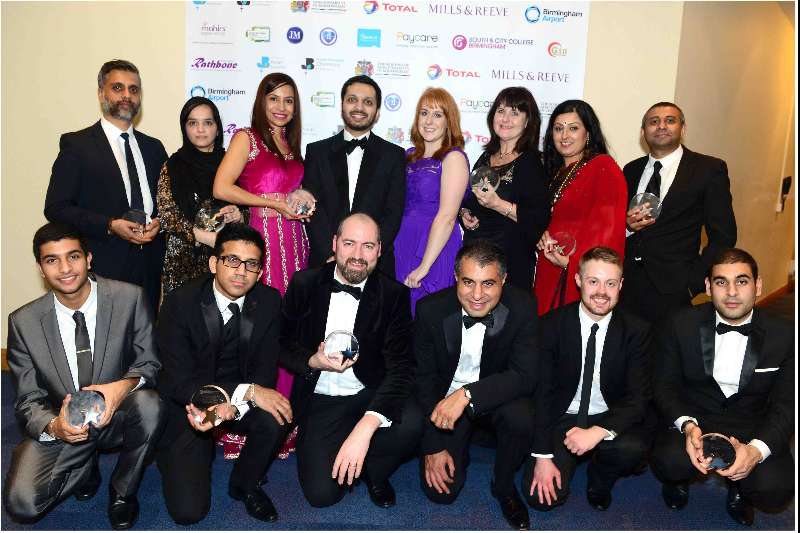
[{"left": 192, "top": 58, "right": 238, "bottom": 69}]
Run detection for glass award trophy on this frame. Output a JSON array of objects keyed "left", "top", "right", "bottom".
[
  {"left": 67, "top": 390, "right": 106, "bottom": 427},
  {"left": 629, "top": 192, "right": 663, "bottom": 221},
  {"left": 324, "top": 330, "right": 360, "bottom": 361},
  {"left": 700, "top": 433, "right": 737, "bottom": 470},
  {"left": 122, "top": 208, "right": 147, "bottom": 238},
  {"left": 287, "top": 189, "right": 313, "bottom": 216},
  {"left": 469, "top": 166, "right": 500, "bottom": 193},
  {"left": 549, "top": 231, "right": 576, "bottom": 257},
  {"left": 190, "top": 385, "right": 231, "bottom": 426},
  {"left": 194, "top": 199, "right": 225, "bottom": 232}
]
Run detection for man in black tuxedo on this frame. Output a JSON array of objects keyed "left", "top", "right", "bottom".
[
  {"left": 414, "top": 240, "right": 538, "bottom": 530},
  {"left": 45, "top": 59, "right": 168, "bottom": 315},
  {"left": 620, "top": 101, "right": 737, "bottom": 326},
  {"left": 650, "top": 248, "right": 794, "bottom": 526},
  {"left": 302, "top": 75, "right": 405, "bottom": 276},
  {"left": 156, "top": 224, "right": 298, "bottom": 524},
  {"left": 280, "top": 213, "right": 422, "bottom": 508},
  {"left": 525, "top": 247, "right": 650, "bottom": 513},
  {"left": 3, "top": 222, "right": 162, "bottom": 530}
]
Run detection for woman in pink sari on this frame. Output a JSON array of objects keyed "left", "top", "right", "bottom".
[{"left": 214, "top": 73, "right": 315, "bottom": 458}]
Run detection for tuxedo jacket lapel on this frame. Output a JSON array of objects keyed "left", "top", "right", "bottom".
[
  {"left": 40, "top": 305, "right": 76, "bottom": 394},
  {"left": 443, "top": 303, "right": 462, "bottom": 377},
  {"left": 659, "top": 147, "right": 695, "bottom": 214},
  {"left": 736, "top": 314, "right": 764, "bottom": 393},
  {"left": 599, "top": 312, "right": 622, "bottom": 386},
  {"left": 312, "top": 267, "right": 334, "bottom": 344},
  {"left": 353, "top": 137, "right": 378, "bottom": 210},
  {"left": 625, "top": 157, "right": 648, "bottom": 202},
  {"left": 239, "top": 293, "right": 258, "bottom": 375},
  {"left": 565, "top": 307, "right": 583, "bottom": 384},
  {"left": 480, "top": 302, "right": 508, "bottom": 375},
  {"left": 699, "top": 307, "right": 716, "bottom": 378},
  {"left": 201, "top": 284, "right": 223, "bottom": 374},
  {"left": 354, "top": 274, "right": 381, "bottom": 341},
  {"left": 92, "top": 278, "right": 113, "bottom": 383},
  {"left": 90, "top": 122, "right": 129, "bottom": 210}
]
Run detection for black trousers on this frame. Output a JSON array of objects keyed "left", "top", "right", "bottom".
[
  {"left": 650, "top": 426, "right": 795, "bottom": 511},
  {"left": 618, "top": 260, "right": 692, "bottom": 327},
  {"left": 420, "top": 397, "right": 534, "bottom": 504},
  {"left": 3, "top": 389, "right": 163, "bottom": 522},
  {"left": 296, "top": 390, "right": 423, "bottom": 508},
  {"left": 522, "top": 413, "right": 648, "bottom": 510},
  {"left": 157, "top": 408, "right": 286, "bottom": 525}
]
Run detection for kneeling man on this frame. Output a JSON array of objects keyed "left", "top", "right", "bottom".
[{"left": 526, "top": 247, "right": 651, "bottom": 512}]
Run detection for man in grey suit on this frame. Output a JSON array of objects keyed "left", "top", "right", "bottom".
[{"left": 3, "top": 222, "right": 163, "bottom": 530}]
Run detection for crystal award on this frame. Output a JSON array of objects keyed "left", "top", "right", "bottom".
[
  {"left": 700, "top": 433, "right": 737, "bottom": 470},
  {"left": 190, "top": 385, "right": 231, "bottom": 426},
  {"left": 629, "top": 192, "right": 663, "bottom": 221},
  {"left": 324, "top": 330, "right": 360, "bottom": 361},
  {"left": 469, "top": 166, "right": 500, "bottom": 193},
  {"left": 67, "top": 390, "right": 106, "bottom": 427}
]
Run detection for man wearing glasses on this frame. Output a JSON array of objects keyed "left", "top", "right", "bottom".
[{"left": 156, "top": 223, "right": 304, "bottom": 524}]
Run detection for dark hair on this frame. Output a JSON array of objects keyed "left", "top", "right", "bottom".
[
  {"left": 709, "top": 248, "right": 759, "bottom": 280},
  {"left": 213, "top": 223, "right": 266, "bottom": 259},
  {"left": 408, "top": 87, "right": 465, "bottom": 163},
  {"left": 251, "top": 73, "right": 303, "bottom": 162},
  {"left": 484, "top": 87, "right": 541, "bottom": 156},
  {"left": 642, "top": 101, "right": 685, "bottom": 128},
  {"left": 579, "top": 246, "right": 623, "bottom": 275},
  {"left": 335, "top": 212, "right": 381, "bottom": 241},
  {"left": 33, "top": 222, "right": 89, "bottom": 262},
  {"left": 542, "top": 99, "right": 609, "bottom": 179},
  {"left": 340, "top": 75, "right": 382, "bottom": 109},
  {"left": 97, "top": 59, "right": 139, "bottom": 88},
  {"left": 455, "top": 239, "right": 507, "bottom": 277},
  {"left": 180, "top": 97, "right": 224, "bottom": 151}
]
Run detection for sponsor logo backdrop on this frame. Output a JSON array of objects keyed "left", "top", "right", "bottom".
[{"left": 186, "top": 1, "right": 589, "bottom": 162}]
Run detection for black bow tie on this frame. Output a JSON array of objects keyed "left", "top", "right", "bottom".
[
  {"left": 331, "top": 279, "right": 362, "bottom": 300},
  {"left": 463, "top": 313, "right": 494, "bottom": 330},
  {"left": 345, "top": 137, "right": 368, "bottom": 155},
  {"left": 715, "top": 322, "right": 752, "bottom": 336}
]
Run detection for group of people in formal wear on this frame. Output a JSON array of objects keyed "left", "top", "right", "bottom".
[{"left": 2, "top": 58, "right": 793, "bottom": 530}]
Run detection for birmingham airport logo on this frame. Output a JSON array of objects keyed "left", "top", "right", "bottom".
[
  {"left": 427, "top": 64, "right": 442, "bottom": 80},
  {"left": 363, "top": 0, "right": 378, "bottom": 14},
  {"left": 246, "top": 26, "right": 270, "bottom": 42},
  {"left": 190, "top": 86, "right": 206, "bottom": 97},
  {"left": 384, "top": 93, "right": 401, "bottom": 111},
  {"left": 311, "top": 91, "right": 335, "bottom": 107},
  {"left": 524, "top": 5, "right": 541, "bottom": 23}
]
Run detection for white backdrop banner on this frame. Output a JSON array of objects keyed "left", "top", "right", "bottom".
[{"left": 186, "top": 0, "right": 590, "bottom": 163}]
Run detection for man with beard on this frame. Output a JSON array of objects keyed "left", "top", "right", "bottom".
[
  {"left": 525, "top": 247, "right": 650, "bottom": 514},
  {"left": 45, "top": 59, "right": 168, "bottom": 314},
  {"left": 280, "top": 213, "right": 423, "bottom": 508},
  {"left": 302, "top": 75, "right": 406, "bottom": 276},
  {"left": 650, "top": 248, "right": 793, "bottom": 526},
  {"left": 620, "top": 102, "right": 736, "bottom": 327}
]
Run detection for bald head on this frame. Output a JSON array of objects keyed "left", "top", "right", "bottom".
[
  {"left": 336, "top": 213, "right": 380, "bottom": 242},
  {"left": 333, "top": 213, "right": 381, "bottom": 284}
]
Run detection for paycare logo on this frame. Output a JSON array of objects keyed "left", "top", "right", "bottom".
[
  {"left": 319, "top": 27, "right": 338, "bottom": 45},
  {"left": 396, "top": 32, "right": 438, "bottom": 48}
]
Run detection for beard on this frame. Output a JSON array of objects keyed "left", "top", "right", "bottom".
[
  {"left": 341, "top": 109, "right": 377, "bottom": 133},
  {"left": 101, "top": 98, "right": 140, "bottom": 121},
  {"left": 337, "top": 257, "right": 372, "bottom": 284}
]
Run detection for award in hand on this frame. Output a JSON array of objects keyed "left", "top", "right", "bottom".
[
  {"left": 324, "top": 330, "right": 360, "bottom": 362},
  {"left": 122, "top": 208, "right": 147, "bottom": 238},
  {"left": 700, "top": 433, "right": 737, "bottom": 470},
  {"left": 194, "top": 199, "right": 226, "bottom": 232},
  {"left": 67, "top": 390, "right": 106, "bottom": 427},
  {"left": 469, "top": 166, "right": 500, "bottom": 193},
  {"left": 629, "top": 192, "right": 663, "bottom": 221},
  {"left": 287, "top": 189, "right": 314, "bottom": 216},
  {"left": 190, "top": 385, "right": 231, "bottom": 426},
  {"left": 549, "top": 231, "right": 576, "bottom": 257}
]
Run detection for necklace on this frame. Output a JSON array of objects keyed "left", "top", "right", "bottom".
[
  {"left": 550, "top": 156, "right": 589, "bottom": 207},
  {"left": 495, "top": 149, "right": 516, "bottom": 161}
]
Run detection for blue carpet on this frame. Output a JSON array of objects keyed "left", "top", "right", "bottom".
[{"left": 0, "top": 372, "right": 794, "bottom": 530}]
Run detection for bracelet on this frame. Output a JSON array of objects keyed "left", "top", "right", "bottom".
[
  {"left": 247, "top": 383, "right": 256, "bottom": 407},
  {"left": 46, "top": 416, "right": 58, "bottom": 439},
  {"left": 503, "top": 202, "right": 515, "bottom": 218}
]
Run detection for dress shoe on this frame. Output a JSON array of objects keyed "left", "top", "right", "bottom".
[
  {"left": 365, "top": 478, "right": 396, "bottom": 508},
  {"left": 108, "top": 487, "right": 139, "bottom": 530},
  {"left": 229, "top": 486, "right": 278, "bottom": 522},
  {"left": 74, "top": 455, "right": 101, "bottom": 501},
  {"left": 661, "top": 482, "right": 689, "bottom": 510},
  {"left": 491, "top": 481, "right": 530, "bottom": 530},
  {"left": 587, "top": 487, "right": 612, "bottom": 511},
  {"left": 726, "top": 483, "right": 754, "bottom": 526}
]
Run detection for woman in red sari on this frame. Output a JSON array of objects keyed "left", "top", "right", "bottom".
[{"left": 533, "top": 100, "right": 628, "bottom": 315}]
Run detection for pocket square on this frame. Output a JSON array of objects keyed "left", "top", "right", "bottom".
[{"left": 753, "top": 367, "right": 779, "bottom": 373}]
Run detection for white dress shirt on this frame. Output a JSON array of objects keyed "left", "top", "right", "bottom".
[
  {"left": 447, "top": 311, "right": 486, "bottom": 396},
  {"left": 100, "top": 117, "right": 154, "bottom": 218},
  {"left": 674, "top": 310, "right": 770, "bottom": 461},
  {"left": 211, "top": 280, "right": 252, "bottom": 419},
  {"left": 343, "top": 130, "right": 370, "bottom": 209},
  {"left": 566, "top": 305, "right": 613, "bottom": 416},
  {"left": 314, "top": 269, "right": 389, "bottom": 426},
  {"left": 626, "top": 145, "right": 683, "bottom": 237}
]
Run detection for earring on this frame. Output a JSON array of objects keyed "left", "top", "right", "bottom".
[{"left": 585, "top": 134, "right": 590, "bottom": 146}]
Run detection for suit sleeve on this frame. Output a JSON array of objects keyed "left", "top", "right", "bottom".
[
  {"left": 754, "top": 330, "right": 794, "bottom": 456},
  {"left": 244, "top": 291, "right": 283, "bottom": 391},
  {"left": 378, "top": 146, "right": 407, "bottom": 248},
  {"left": 156, "top": 293, "right": 208, "bottom": 405},
  {"left": 122, "top": 286, "right": 161, "bottom": 387},
  {"left": 414, "top": 303, "right": 448, "bottom": 455},
  {"left": 531, "top": 311, "right": 558, "bottom": 455},
  {"left": 277, "top": 277, "right": 316, "bottom": 378},
  {"left": 301, "top": 143, "right": 335, "bottom": 267},
  {"left": 652, "top": 315, "right": 692, "bottom": 423},
  {"left": 689, "top": 159, "right": 737, "bottom": 296},
  {"left": 44, "top": 134, "right": 112, "bottom": 239},
  {"left": 513, "top": 153, "right": 551, "bottom": 248},
  {"left": 6, "top": 314, "right": 59, "bottom": 439}
]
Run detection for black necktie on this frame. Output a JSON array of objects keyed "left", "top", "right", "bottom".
[
  {"left": 576, "top": 323, "right": 599, "bottom": 428},
  {"left": 119, "top": 132, "right": 144, "bottom": 210},
  {"left": 72, "top": 311, "right": 93, "bottom": 388},
  {"left": 345, "top": 137, "right": 368, "bottom": 155},
  {"left": 331, "top": 279, "right": 362, "bottom": 300},
  {"left": 644, "top": 161, "right": 662, "bottom": 198},
  {"left": 224, "top": 303, "right": 240, "bottom": 343},
  {"left": 715, "top": 322, "right": 752, "bottom": 336},
  {"left": 463, "top": 313, "right": 494, "bottom": 330}
]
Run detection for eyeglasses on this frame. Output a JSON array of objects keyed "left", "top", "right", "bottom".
[{"left": 218, "top": 255, "right": 262, "bottom": 273}]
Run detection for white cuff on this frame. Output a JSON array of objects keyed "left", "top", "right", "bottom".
[
  {"left": 39, "top": 432, "right": 56, "bottom": 442},
  {"left": 231, "top": 383, "right": 252, "bottom": 420},
  {"left": 748, "top": 439, "right": 771, "bottom": 462},
  {"left": 365, "top": 410, "right": 392, "bottom": 428},
  {"left": 531, "top": 453, "right": 554, "bottom": 459},
  {"left": 674, "top": 416, "right": 698, "bottom": 432},
  {"left": 130, "top": 377, "right": 146, "bottom": 392}
]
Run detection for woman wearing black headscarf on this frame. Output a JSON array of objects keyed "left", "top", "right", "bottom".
[{"left": 157, "top": 96, "right": 245, "bottom": 295}]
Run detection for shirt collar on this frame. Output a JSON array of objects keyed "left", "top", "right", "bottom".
[
  {"left": 100, "top": 116, "right": 134, "bottom": 139},
  {"left": 715, "top": 310, "right": 753, "bottom": 328},
  {"left": 578, "top": 302, "right": 613, "bottom": 332},
  {"left": 212, "top": 279, "right": 245, "bottom": 313},
  {"left": 343, "top": 129, "right": 370, "bottom": 143},
  {"left": 333, "top": 267, "right": 368, "bottom": 290},
  {"left": 53, "top": 278, "right": 97, "bottom": 316},
  {"left": 648, "top": 144, "right": 683, "bottom": 168}
]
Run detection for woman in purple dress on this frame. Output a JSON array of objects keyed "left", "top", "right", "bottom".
[
  {"left": 214, "top": 72, "right": 315, "bottom": 458},
  {"left": 394, "top": 88, "right": 469, "bottom": 313}
]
